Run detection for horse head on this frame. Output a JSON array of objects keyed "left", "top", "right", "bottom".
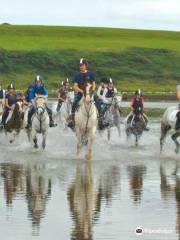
[
  {"left": 35, "top": 97, "right": 46, "bottom": 116},
  {"left": 11, "top": 99, "right": 24, "bottom": 120},
  {"left": 84, "top": 83, "right": 93, "bottom": 103},
  {"left": 113, "top": 95, "right": 122, "bottom": 110},
  {"left": 66, "top": 91, "right": 74, "bottom": 104}
]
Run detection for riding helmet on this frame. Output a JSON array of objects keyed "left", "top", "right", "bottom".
[
  {"left": 109, "top": 78, "right": 113, "bottom": 84},
  {"left": 7, "top": 83, "right": 15, "bottom": 90},
  {"left": 135, "top": 89, "right": 142, "bottom": 96},
  {"left": 34, "top": 75, "right": 43, "bottom": 82},
  {"left": 79, "top": 58, "right": 88, "bottom": 66},
  {"left": 64, "top": 78, "right": 69, "bottom": 84}
]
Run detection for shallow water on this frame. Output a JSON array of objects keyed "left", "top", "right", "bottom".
[{"left": 0, "top": 118, "right": 179, "bottom": 240}]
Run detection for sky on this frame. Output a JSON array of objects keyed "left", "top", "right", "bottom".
[{"left": 1, "top": 0, "right": 180, "bottom": 31}]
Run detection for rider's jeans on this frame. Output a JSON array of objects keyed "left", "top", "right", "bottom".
[
  {"left": 1, "top": 107, "right": 10, "bottom": 125},
  {"left": 72, "top": 92, "right": 83, "bottom": 114}
]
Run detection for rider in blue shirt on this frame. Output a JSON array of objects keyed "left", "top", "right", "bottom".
[
  {"left": 0, "top": 83, "right": 17, "bottom": 127},
  {"left": 26, "top": 75, "right": 57, "bottom": 128},
  {"left": 68, "top": 58, "right": 96, "bottom": 129}
]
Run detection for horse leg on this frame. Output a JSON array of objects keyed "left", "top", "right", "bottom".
[
  {"left": 76, "top": 128, "right": 82, "bottom": 156},
  {"left": 126, "top": 127, "right": 131, "bottom": 142},
  {"left": 10, "top": 130, "right": 16, "bottom": 143},
  {"left": 42, "top": 131, "right": 47, "bottom": 149},
  {"left": 85, "top": 128, "right": 95, "bottom": 161},
  {"left": 117, "top": 123, "right": 121, "bottom": 137},
  {"left": 171, "top": 132, "right": 180, "bottom": 154},
  {"left": 26, "top": 129, "right": 31, "bottom": 142},
  {"left": 33, "top": 136, "right": 38, "bottom": 149},
  {"left": 107, "top": 127, "right": 111, "bottom": 141},
  {"left": 135, "top": 135, "right": 138, "bottom": 147},
  {"left": 160, "top": 123, "right": 170, "bottom": 153}
]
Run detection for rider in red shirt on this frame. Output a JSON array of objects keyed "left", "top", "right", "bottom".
[{"left": 127, "top": 89, "right": 149, "bottom": 131}]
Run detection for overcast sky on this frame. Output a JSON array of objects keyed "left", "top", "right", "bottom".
[{"left": 1, "top": 0, "right": 180, "bottom": 31}]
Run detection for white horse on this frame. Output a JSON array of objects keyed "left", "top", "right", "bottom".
[
  {"left": 160, "top": 106, "right": 180, "bottom": 154},
  {"left": 31, "top": 96, "right": 49, "bottom": 149},
  {"left": 59, "top": 91, "right": 74, "bottom": 129},
  {"left": 104, "top": 95, "right": 122, "bottom": 141},
  {"left": 75, "top": 84, "right": 98, "bottom": 160}
]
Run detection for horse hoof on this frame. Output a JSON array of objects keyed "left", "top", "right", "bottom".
[{"left": 10, "top": 140, "right": 13, "bottom": 144}]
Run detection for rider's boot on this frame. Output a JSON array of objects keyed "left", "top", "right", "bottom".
[
  {"left": 0, "top": 122, "right": 4, "bottom": 129},
  {"left": 49, "top": 115, "right": 57, "bottom": 127},
  {"left": 67, "top": 113, "right": 75, "bottom": 130}
]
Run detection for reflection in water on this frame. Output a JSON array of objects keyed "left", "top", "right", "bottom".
[
  {"left": 160, "top": 161, "right": 180, "bottom": 239},
  {"left": 26, "top": 164, "right": 51, "bottom": 228},
  {"left": 0, "top": 163, "right": 52, "bottom": 234},
  {"left": 127, "top": 164, "right": 146, "bottom": 203},
  {"left": 1, "top": 163, "right": 26, "bottom": 206},
  {"left": 97, "top": 165, "right": 120, "bottom": 207},
  {"left": 68, "top": 162, "right": 97, "bottom": 240},
  {"left": 67, "top": 162, "right": 121, "bottom": 240}
]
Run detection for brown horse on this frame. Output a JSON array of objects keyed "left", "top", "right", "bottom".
[{"left": 5, "top": 100, "right": 24, "bottom": 143}]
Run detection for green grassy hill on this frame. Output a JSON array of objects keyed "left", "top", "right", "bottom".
[{"left": 0, "top": 24, "right": 180, "bottom": 92}]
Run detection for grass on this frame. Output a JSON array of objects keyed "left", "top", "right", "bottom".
[
  {"left": 0, "top": 24, "right": 180, "bottom": 93},
  {"left": 121, "top": 107, "right": 164, "bottom": 118},
  {"left": 1, "top": 25, "right": 180, "bottom": 51}
]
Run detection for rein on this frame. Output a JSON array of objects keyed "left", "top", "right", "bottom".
[{"left": 35, "top": 105, "right": 46, "bottom": 133}]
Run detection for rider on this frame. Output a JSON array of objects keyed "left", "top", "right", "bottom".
[
  {"left": 99, "top": 78, "right": 117, "bottom": 128},
  {"left": 57, "top": 78, "right": 71, "bottom": 112},
  {"left": 127, "top": 89, "right": 149, "bottom": 131},
  {"left": 95, "top": 77, "right": 109, "bottom": 113},
  {"left": 26, "top": 75, "right": 57, "bottom": 128},
  {"left": 0, "top": 81, "right": 6, "bottom": 110},
  {"left": 68, "top": 58, "right": 96, "bottom": 129},
  {"left": 0, "top": 83, "right": 17, "bottom": 128},
  {"left": 176, "top": 84, "right": 180, "bottom": 130},
  {"left": 23, "top": 84, "right": 34, "bottom": 105}
]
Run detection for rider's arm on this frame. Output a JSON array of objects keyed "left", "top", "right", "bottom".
[
  {"left": 131, "top": 98, "right": 135, "bottom": 111},
  {"left": 92, "top": 81, "right": 96, "bottom": 91},
  {"left": 74, "top": 83, "right": 83, "bottom": 93},
  {"left": 5, "top": 97, "right": 11, "bottom": 109},
  {"left": 42, "top": 86, "right": 48, "bottom": 96}
]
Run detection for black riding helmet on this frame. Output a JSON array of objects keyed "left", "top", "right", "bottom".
[
  {"left": 64, "top": 78, "right": 69, "bottom": 84},
  {"left": 108, "top": 78, "right": 113, "bottom": 84},
  {"left": 79, "top": 58, "right": 88, "bottom": 66},
  {"left": 7, "top": 83, "right": 15, "bottom": 90},
  {"left": 34, "top": 75, "right": 43, "bottom": 83},
  {"left": 135, "top": 89, "right": 142, "bottom": 96}
]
